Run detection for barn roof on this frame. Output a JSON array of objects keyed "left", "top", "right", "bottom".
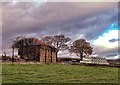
[{"left": 31, "top": 38, "right": 55, "bottom": 48}]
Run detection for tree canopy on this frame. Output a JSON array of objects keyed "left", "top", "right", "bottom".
[
  {"left": 69, "top": 38, "right": 93, "bottom": 61},
  {"left": 12, "top": 36, "right": 25, "bottom": 49}
]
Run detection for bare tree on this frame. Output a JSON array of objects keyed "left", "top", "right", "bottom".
[
  {"left": 69, "top": 38, "right": 93, "bottom": 61},
  {"left": 42, "top": 36, "right": 53, "bottom": 45},
  {"left": 42, "top": 34, "right": 71, "bottom": 55}
]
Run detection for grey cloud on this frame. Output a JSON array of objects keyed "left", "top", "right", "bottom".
[{"left": 2, "top": 2, "right": 117, "bottom": 34}]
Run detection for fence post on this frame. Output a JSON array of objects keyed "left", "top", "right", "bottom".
[{"left": 12, "top": 47, "right": 14, "bottom": 65}]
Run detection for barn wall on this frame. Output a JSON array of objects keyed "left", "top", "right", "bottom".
[
  {"left": 46, "top": 49, "right": 49, "bottom": 64},
  {"left": 48, "top": 49, "right": 52, "bottom": 63},
  {"left": 52, "top": 51, "right": 56, "bottom": 64},
  {"left": 46, "top": 47, "right": 51, "bottom": 64},
  {"left": 39, "top": 46, "right": 57, "bottom": 64},
  {"left": 35, "top": 47, "right": 39, "bottom": 61},
  {"left": 40, "top": 48, "right": 45, "bottom": 64}
]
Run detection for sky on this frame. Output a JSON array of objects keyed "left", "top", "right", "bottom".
[{"left": 1, "top": 0, "right": 120, "bottom": 59}]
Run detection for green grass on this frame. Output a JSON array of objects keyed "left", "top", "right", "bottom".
[{"left": 2, "top": 64, "right": 119, "bottom": 83}]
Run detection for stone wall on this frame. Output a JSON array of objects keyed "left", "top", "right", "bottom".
[
  {"left": 46, "top": 49, "right": 50, "bottom": 64},
  {"left": 52, "top": 51, "right": 56, "bottom": 64},
  {"left": 40, "top": 48, "right": 45, "bottom": 64},
  {"left": 39, "top": 46, "right": 56, "bottom": 64}
]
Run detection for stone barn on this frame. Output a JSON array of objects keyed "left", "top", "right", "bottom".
[{"left": 12, "top": 38, "right": 57, "bottom": 64}]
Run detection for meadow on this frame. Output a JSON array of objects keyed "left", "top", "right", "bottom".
[{"left": 2, "top": 63, "right": 119, "bottom": 84}]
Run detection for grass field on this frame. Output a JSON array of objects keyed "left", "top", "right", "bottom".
[{"left": 2, "top": 64, "right": 119, "bottom": 83}]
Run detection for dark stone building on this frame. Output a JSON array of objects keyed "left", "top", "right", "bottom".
[{"left": 12, "top": 38, "right": 57, "bottom": 64}]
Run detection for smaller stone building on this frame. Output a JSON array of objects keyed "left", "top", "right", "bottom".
[{"left": 12, "top": 38, "right": 57, "bottom": 64}]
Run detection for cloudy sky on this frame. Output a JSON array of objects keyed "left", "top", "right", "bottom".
[{"left": 1, "top": 0, "right": 119, "bottom": 59}]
